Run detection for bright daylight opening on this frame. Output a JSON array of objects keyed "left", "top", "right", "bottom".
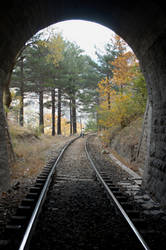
[
  {"left": 10, "top": 19, "right": 147, "bottom": 177},
  {"left": 2, "top": 3, "right": 166, "bottom": 248}
]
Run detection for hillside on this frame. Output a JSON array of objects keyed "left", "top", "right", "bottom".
[
  {"left": 9, "top": 122, "right": 74, "bottom": 186},
  {"left": 8, "top": 117, "right": 146, "bottom": 185},
  {"left": 99, "top": 117, "right": 146, "bottom": 176}
]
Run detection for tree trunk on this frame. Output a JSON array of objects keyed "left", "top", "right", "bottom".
[
  {"left": 51, "top": 88, "right": 55, "bottom": 136},
  {"left": 57, "top": 88, "right": 61, "bottom": 135},
  {"left": 69, "top": 98, "right": 73, "bottom": 135},
  {"left": 107, "top": 92, "right": 110, "bottom": 110},
  {"left": 72, "top": 95, "right": 77, "bottom": 134},
  {"left": 39, "top": 90, "right": 44, "bottom": 133},
  {"left": 19, "top": 57, "right": 24, "bottom": 126}
]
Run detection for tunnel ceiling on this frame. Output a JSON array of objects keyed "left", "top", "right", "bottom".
[
  {"left": 1, "top": 0, "right": 166, "bottom": 205},
  {"left": 1, "top": 0, "right": 166, "bottom": 70}
]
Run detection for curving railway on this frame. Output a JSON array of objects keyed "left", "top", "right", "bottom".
[{"left": 1, "top": 135, "right": 165, "bottom": 249}]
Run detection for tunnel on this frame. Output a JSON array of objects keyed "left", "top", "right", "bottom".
[{"left": 0, "top": 0, "right": 166, "bottom": 206}]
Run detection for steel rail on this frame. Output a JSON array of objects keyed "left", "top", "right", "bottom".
[
  {"left": 85, "top": 139, "right": 151, "bottom": 250},
  {"left": 18, "top": 136, "right": 80, "bottom": 250}
]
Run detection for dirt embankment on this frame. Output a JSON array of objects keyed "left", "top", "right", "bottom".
[
  {"left": 11, "top": 133, "right": 75, "bottom": 184},
  {"left": 99, "top": 117, "right": 146, "bottom": 176}
]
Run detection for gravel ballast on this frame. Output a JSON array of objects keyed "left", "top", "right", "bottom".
[
  {"left": 1, "top": 135, "right": 166, "bottom": 249},
  {"left": 29, "top": 137, "right": 142, "bottom": 250}
]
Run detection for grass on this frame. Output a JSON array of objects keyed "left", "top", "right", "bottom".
[{"left": 9, "top": 122, "right": 71, "bottom": 182}]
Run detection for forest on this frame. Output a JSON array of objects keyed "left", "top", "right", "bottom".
[{"left": 6, "top": 29, "right": 147, "bottom": 140}]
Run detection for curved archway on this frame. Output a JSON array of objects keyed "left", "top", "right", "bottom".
[{"left": 1, "top": 0, "right": 166, "bottom": 205}]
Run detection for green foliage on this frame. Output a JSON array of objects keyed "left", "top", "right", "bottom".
[
  {"left": 132, "top": 69, "right": 147, "bottom": 113},
  {"left": 10, "top": 31, "right": 101, "bottom": 132},
  {"left": 85, "top": 119, "right": 98, "bottom": 132},
  {"left": 95, "top": 37, "right": 119, "bottom": 79},
  {"left": 12, "top": 31, "right": 147, "bottom": 136}
]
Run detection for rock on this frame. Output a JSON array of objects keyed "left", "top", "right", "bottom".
[
  {"left": 162, "top": 216, "right": 166, "bottom": 221},
  {"left": 13, "top": 181, "right": 20, "bottom": 190},
  {"left": 142, "top": 194, "right": 150, "bottom": 201},
  {"left": 101, "top": 149, "right": 109, "bottom": 154},
  {"left": 142, "top": 201, "right": 154, "bottom": 210}
]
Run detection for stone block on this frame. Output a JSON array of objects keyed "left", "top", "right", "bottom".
[
  {"left": 142, "top": 202, "right": 154, "bottom": 210},
  {"left": 153, "top": 119, "right": 158, "bottom": 125},
  {"left": 161, "top": 127, "right": 166, "bottom": 134},
  {"left": 160, "top": 135, "right": 166, "bottom": 142},
  {"left": 151, "top": 159, "right": 160, "bottom": 169},
  {"left": 160, "top": 119, "right": 165, "bottom": 126},
  {"left": 153, "top": 127, "right": 159, "bottom": 134},
  {"left": 163, "top": 165, "right": 166, "bottom": 173}
]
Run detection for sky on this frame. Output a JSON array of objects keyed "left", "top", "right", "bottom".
[{"left": 42, "top": 20, "right": 115, "bottom": 60}]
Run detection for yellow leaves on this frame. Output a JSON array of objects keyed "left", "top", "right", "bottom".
[
  {"left": 37, "top": 33, "right": 65, "bottom": 68},
  {"left": 44, "top": 113, "right": 82, "bottom": 136},
  {"left": 97, "top": 34, "right": 146, "bottom": 130},
  {"left": 98, "top": 88, "right": 133, "bottom": 129},
  {"left": 113, "top": 34, "right": 127, "bottom": 54},
  {"left": 112, "top": 51, "right": 137, "bottom": 87},
  {"left": 36, "top": 40, "right": 47, "bottom": 47},
  {"left": 97, "top": 77, "right": 111, "bottom": 96},
  {"left": 44, "top": 113, "right": 70, "bottom": 135},
  {"left": 46, "top": 34, "right": 64, "bottom": 67}
]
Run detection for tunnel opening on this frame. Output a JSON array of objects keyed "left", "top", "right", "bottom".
[
  {"left": 8, "top": 19, "right": 147, "bottom": 183},
  {"left": 0, "top": 1, "right": 166, "bottom": 207}
]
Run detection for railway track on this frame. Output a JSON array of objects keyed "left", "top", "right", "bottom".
[
  {"left": 1, "top": 135, "right": 152, "bottom": 249},
  {"left": 85, "top": 136, "right": 150, "bottom": 250}
]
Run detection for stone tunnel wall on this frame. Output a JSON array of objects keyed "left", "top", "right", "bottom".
[
  {"left": 143, "top": 102, "right": 166, "bottom": 207},
  {"left": 0, "top": 0, "right": 166, "bottom": 205}
]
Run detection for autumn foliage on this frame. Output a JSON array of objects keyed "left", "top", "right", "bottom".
[
  {"left": 44, "top": 113, "right": 82, "bottom": 136},
  {"left": 112, "top": 51, "right": 137, "bottom": 88},
  {"left": 97, "top": 35, "right": 147, "bottom": 130}
]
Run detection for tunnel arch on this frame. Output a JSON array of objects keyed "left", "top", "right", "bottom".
[
  {"left": 1, "top": 1, "right": 165, "bottom": 71},
  {"left": 1, "top": 0, "right": 166, "bottom": 205}
]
